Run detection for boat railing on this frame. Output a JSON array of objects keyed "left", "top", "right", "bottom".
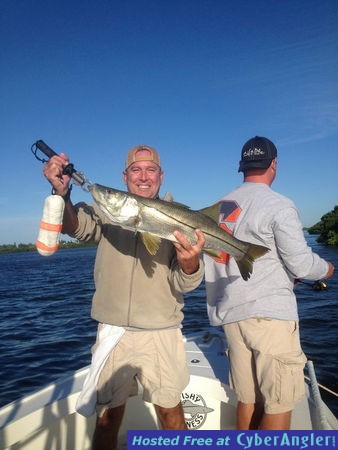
[{"left": 306, "top": 360, "right": 331, "bottom": 430}]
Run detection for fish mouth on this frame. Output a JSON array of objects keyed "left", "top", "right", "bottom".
[{"left": 90, "top": 187, "right": 111, "bottom": 208}]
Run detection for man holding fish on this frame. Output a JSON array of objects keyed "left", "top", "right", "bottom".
[{"left": 43, "top": 145, "right": 205, "bottom": 450}]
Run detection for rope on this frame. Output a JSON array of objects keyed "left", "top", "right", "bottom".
[{"left": 304, "top": 375, "right": 338, "bottom": 397}]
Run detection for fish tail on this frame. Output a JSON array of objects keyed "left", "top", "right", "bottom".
[
  {"left": 235, "top": 243, "right": 269, "bottom": 281},
  {"left": 234, "top": 256, "right": 253, "bottom": 281},
  {"left": 246, "top": 242, "right": 270, "bottom": 261}
]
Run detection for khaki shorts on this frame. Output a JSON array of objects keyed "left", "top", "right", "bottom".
[
  {"left": 96, "top": 328, "right": 189, "bottom": 416},
  {"left": 223, "top": 318, "right": 307, "bottom": 414}
]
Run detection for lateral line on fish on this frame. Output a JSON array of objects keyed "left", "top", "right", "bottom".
[{"left": 141, "top": 204, "right": 248, "bottom": 254}]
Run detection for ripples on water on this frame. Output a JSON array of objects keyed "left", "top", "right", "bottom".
[
  {"left": 0, "top": 249, "right": 96, "bottom": 403},
  {"left": 0, "top": 235, "right": 337, "bottom": 417}
]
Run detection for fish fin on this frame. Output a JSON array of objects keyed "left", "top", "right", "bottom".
[
  {"left": 161, "top": 194, "right": 190, "bottom": 209},
  {"left": 198, "top": 203, "right": 221, "bottom": 223},
  {"left": 203, "top": 248, "right": 222, "bottom": 259},
  {"left": 234, "top": 243, "right": 270, "bottom": 281},
  {"left": 171, "top": 200, "right": 191, "bottom": 208},
  {"left": 141, "top": 232, "right": 161, "bottom": 255},
  {"left": 234, "top": 256, "right": 253, "bottom": 281},
  {"left": 162, "top": 192, "right": 174, "bottom": 202}
]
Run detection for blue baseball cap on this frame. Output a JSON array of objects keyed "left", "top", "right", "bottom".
[{"left": 238, "top": 136, "right": 277, "bottom": 172}]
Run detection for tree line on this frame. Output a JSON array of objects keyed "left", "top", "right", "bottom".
[
  {"left": 0, "top": 240, "right": 96, "bottom": 254},
  {"left": 307, "top": 205, "right": 338, "bottom": 246}
]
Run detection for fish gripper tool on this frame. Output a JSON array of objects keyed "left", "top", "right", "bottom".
[{"left": 31, "top": 139, "right": 92, "bottom": 192}]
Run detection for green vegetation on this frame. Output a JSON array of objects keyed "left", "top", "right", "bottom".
[
  {"left": 0, "top": 240, "right": 97, "bottom": 254},
  {"left": 307, "top": 206, "right": 338, "bottom": 246}
]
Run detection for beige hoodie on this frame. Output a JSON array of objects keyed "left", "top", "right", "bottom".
[{"left": 71, "top": 202, "right": 204, "bottom": 329}]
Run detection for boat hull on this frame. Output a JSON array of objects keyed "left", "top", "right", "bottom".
[{"left": 0, "top": 332, "right": 337, "bottom": 449}]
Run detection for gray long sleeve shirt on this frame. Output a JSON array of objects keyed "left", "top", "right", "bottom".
[{"left": 204, "top": 182, "right": 329, "bottom": 325}]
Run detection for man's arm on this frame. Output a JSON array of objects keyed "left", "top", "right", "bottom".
[{"left": 274, "top": 207, "right": 334, "bottom": 280}]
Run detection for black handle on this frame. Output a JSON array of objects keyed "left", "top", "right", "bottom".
[
  {"left": 32, "top": 139, "right": 88, "bottom": 187},
  {"left": 35, "top": 139, "right": 74, "bottom": 176},
  {"left": 35, "top": 140, "right": 58, "bottom": 159}
]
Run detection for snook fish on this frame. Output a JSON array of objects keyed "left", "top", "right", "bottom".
[
  {"left": 181, "top": 400, "right": 214, "bottom": 418},
  {"left": 89, "top": 183, "right": 269, "bottom": 280}
]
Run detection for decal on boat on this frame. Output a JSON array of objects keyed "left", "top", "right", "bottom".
[{"left": 181, "top": 391, "right": 214, "bottom": 429}]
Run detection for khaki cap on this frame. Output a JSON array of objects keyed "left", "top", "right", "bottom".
[{"left": 126, "top": 145, "right": 161, "bottom": 169}]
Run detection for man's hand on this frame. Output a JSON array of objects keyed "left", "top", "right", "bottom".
[
  {"left": 323, "top": 262, "right": 335, "bottom": 279},
  {"left": 173, "top": 229, "right": 205, "bottom": 275},
  {"left": 43, "top": 152, "right": 71, "bottom": 197}
]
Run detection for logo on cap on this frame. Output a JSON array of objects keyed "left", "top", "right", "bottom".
[{"left": 243, "top": 147, "right": 265, "bottom": 158}]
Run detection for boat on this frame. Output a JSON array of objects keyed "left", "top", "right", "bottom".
[{"left": 0, "top": 330, "right": 337, "bottom": 449}]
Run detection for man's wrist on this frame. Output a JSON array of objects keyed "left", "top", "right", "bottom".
[
  {"left": 52, "top": 185, "right": 72, "bottom": 201},
  {"left": 62, "top": 186, "right": 72, "bottom": 202}
]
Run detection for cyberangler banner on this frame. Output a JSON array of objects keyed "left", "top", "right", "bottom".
[{"left": 128, "top": 430, "right": 336, "bottom": 450}]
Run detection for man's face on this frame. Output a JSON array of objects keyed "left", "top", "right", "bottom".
[{"left": 123, "top": 159, "right": 163, "bottom": 198}]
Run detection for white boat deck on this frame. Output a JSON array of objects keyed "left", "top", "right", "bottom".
[{"left": 0, "top": 332, "right": 337, "bottom": 450}]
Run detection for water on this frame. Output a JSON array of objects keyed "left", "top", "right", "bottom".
[{"left": 0, "top": 235, "right": 337, "bottom": 417}]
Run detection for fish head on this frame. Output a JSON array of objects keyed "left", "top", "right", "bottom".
[{"left": 90, "top": 184, "right": 139, "bottom": 224}]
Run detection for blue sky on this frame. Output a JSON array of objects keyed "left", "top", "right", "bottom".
[{"left": 0, "top": 0, "right": 337, "bottom": 244}]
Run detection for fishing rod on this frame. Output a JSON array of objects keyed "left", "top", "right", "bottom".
[
  {"left": 295, "top": 279, "right": 328, "bottom": 291},
  {"left": 31, "top": 140, "right": 93, "bottom": 191}
]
